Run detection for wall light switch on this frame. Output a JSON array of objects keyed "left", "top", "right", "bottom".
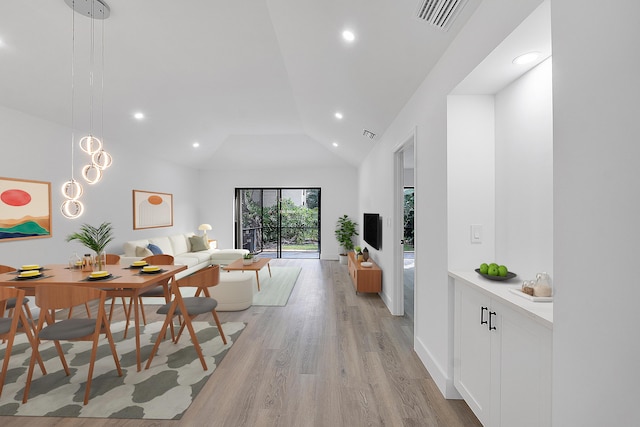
[{"left": 471, "top": 224, "right": 482, "bottom": 244}]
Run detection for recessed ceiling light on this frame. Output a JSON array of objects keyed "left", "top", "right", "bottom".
[
  {"left": 342, "top": 30, "right": 355, "bottom": 43},
  {"left": 133, "top": 112, "right": 144, "bottom": 120},
  {"left": 335, "top": 112, "right": 343, "bottom": 120},
  {"left": 192, "top": 142, "right": 200, "bottom": 148},
  {"left": 332, "top": 142, "right": 339, "bottom": 147},
  {"left": 512, "top": 51, "right": 541, "bottom": 65}
]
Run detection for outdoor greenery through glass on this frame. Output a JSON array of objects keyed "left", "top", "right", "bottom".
[
  {"left": 404, "top": 188, "right": 414, "bottom": 251},
  {"left": 241, "top": 189, "right": 319, "bottom": 256}
]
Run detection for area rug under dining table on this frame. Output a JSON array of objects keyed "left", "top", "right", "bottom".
[{"left": 0, "top": 320, "right": 245, "bottom": 419}]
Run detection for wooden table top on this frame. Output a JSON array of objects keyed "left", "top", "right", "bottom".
[
  {"left": 223, "top": 257, "right": 270, "bottom": 272},
  {"left": 0, "top": 264, "right": 187, "bottom": 290}
]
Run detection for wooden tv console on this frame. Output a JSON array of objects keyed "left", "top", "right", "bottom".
[{"left": 347, "top": 251, "right": 382, "bottom": 294}]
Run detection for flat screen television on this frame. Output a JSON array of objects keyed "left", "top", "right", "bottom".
[{"left": 363, "top": 213, "right": 382, "bottom": 250}]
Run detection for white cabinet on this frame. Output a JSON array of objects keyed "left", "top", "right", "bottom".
[{"left": 453, "top": 276, "right": 552, "bottom": 427}]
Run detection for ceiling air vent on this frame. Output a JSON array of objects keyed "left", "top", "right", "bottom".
[
  {"left": 363, "top": 129, "right": 376, "bottom": 140},
  {"left": 415, "top": 0, "right": 468, "bottom": 31}
]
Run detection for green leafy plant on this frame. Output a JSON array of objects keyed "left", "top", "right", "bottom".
[
  {"left": 243, "top": 253, "right": 254, "bottom": 259},
  {"left": 335, "top": 215, "right": 358, "bottom": 255},
  {"left": 66, "top": 222, "right": 114, "bottom": 255}
]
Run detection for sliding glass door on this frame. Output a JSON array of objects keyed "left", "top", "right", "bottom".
[{"left": 236, "top": 188, "right": 320, "bottom": 259}]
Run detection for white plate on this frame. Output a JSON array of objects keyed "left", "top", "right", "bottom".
[
  {"left": 361, "top": 262, "right": 373, "bottom": 268},
  {"left": 508, "top": 288, "right": 552, "bottom": 302}
]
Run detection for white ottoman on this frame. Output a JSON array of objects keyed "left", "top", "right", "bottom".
[{"left": 208, "top": 270, "right": 254, "bottom": 311}]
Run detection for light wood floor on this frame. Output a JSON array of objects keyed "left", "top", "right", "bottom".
[{"left": 0, "top": 259, "right": 481, "bottom": 426}]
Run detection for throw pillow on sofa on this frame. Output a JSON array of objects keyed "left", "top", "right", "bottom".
[
  {"left": 147, "top": 243, "right": 164, "bottom": 255},
  {"left": 189, "top": 235, "right": 210, "bottom": 252},
  {"left": 135, "top": 246, "right": 153, "bottom": 257}
]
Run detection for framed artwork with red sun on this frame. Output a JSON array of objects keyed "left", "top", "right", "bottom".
[
  {"left": 132, "top": 189, "right": 173, "bottom": 230},
  {"left": 0, "top": 177, "right": 52, "bottom": 242}
]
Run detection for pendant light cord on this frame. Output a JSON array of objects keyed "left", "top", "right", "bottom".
[
  {"left": 100, "top": 10, "right": 105, "bottom": 146},
  {"left": 70, "top": 0, "right": 76, "bottom": 179},
  {"left": 89, "top": 0, "right": 95, "bottom": 137}
]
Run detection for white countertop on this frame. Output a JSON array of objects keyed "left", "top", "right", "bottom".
[{"left": 449, "top": 270, "right": 553, "bottom": 329}]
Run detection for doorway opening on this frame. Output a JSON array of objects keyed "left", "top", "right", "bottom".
[
  {"left": 403, "top": 187, "right": 415, "bottom": 324},
  {"left": 394, "top": 130, "right": 416, "bottom": 330},
  {"left": 235, "top": 188, "right": 320, "bottom": 259}
]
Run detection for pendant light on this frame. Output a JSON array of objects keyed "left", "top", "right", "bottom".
[
  {"left": 91, "top": 9, "right": 113, "bottom": 171},
  {"left": 77, "top": 0, "right": 111, "bottom": 185},
  {"left": 61, "top": 0, "right": 112, "bottom": 218},
  {"left": 61, "top": 0, "right": 85, "bottom": 219}
]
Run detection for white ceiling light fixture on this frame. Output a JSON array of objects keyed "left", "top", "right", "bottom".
[
  {"left": 134, "top": 112, "right": 144, "bottom": 120},
  {"left": 332, "top": 142, "right": 339, "bottom": 147},
  {"left": 342, "top": 29, "right": 355, "bottom": 43},
  {"left": 512, "top": 51, "right": 541, "bottom": 65},
  {"left": 193, "top": 142, "right": 200, "bottom": 148},
  {"left": 334, "top": 112, "right": 343, "bottom": 120}
]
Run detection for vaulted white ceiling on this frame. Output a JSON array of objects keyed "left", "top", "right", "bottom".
[{"left": 0, "top": 1, "right": 483, "bottom": 169}]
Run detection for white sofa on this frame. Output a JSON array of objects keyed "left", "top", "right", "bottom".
[{"left": 120, "top": 233, "right": 248, "bottom": 280}]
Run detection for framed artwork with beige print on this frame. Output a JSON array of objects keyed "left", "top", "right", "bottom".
[{"left": 132, "top": 189, "right": 173, "bottom": 230}]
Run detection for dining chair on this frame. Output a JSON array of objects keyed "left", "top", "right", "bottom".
[
  {"left": 69, "top": 253, "right": 124, "bottom": 320},
  {"left": 120, "top": 254, "right": 174, "bottom": 339},
  {"left": 1, "top": 287, "right": 46, "bottom": 397},
  {"left": 23, "top": 285, "right": 122, "bottom": 405},
  {"left": 104, "top": 254, "right": 130, "bottom": 321},
  {"left": 145, "top": 265, "right": 226, "bottom": 371},
  {"left": 0, "top": 265, "right": 35, "bottom": 335},
  {"left": 137, "top": 254, "right": 174, "bottom": 324}
]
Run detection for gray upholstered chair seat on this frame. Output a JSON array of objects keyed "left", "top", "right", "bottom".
[
  {"left": 38, "top": 319, "right": 97, "bottom": 340},
  {"left": 157, "top": 297, "right": 218, "bottom": 316},
  {"left": 4, "top": 297, "right": 30, "bottom": 310},
  {"left": 140, "top": 286, "right": 167, "bottom": 297},
  {"left": 0, "top": 318, "right": 12, "bottom": 334},
  {"left": 0, "top": 317, "right": 33, "bottom": 333}
]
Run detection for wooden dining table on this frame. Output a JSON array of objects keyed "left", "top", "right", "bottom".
[{"left": 0, "top": 263, "right": 187, "bottom": 371}]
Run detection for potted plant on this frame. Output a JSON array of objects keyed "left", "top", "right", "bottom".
[
  {"left": 335, "top": 215, "right": 358, "bottom": 265},
  {"left": 66, "top": 222, "right": 114, "bottom": 270},
  {"left": 243, "top": 253, "right": 254, "bottom": 265}
]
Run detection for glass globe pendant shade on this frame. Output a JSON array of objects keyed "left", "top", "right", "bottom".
[
  {"left": 92, "top": 149, "right": 112, "bottom": 169},
  {"left": 61, "top": 199, "right": 84, "bottom": 219},
  {"left": 79, "top": 134, "right": 103, "bottom": 155},
  {"left": 61, "top": 179, "right": 83, "bottom": 200},
  {"left": 81, "top": 163, "right": 103, "bottom": 184}
]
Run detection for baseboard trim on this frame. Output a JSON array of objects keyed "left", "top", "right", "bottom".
[{"left": 415, "top": 335, "right": 462, "bottom": 400}]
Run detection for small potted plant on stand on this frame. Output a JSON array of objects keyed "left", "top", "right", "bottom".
[
  {"left": 354, "top": 246, "right": 364, "bottom": 262},
  {"left": 66, "top": 222, "right": 114, "bottom": 271},
  {"left": 243, "top": 253, "right": 254, "bottom": 265},
  {"left": 335, "top": 215, "right": 358, "bottom": 265}
]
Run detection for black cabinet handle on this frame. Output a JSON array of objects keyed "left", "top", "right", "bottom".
[
  {"left": 480, "top": 307, "right": 488, "bottom": 325},
  {"left": 489, "top": 311, "right": 497, "bottom": 331}
]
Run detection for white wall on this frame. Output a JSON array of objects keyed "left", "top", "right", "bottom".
[
  {"left": 552, "top": 1, "right": 640, "bottom": 425},
  {"left": 495, "top": 58, "right": 553, "bottom": 280},
  {"left": 358, "top": 0, "right": 544, "bottom": 398},
  {"left": 0, "top": 105, "right": 200, "bottom": 267},
  {"left": 448, "top": 59, "right": 553, "bottom": 280},
  {"left": 199, "top": 166, "right": 357, "bottom": 259},
  {"left": 447, "top": 95, "right": 496, "bottom": 271}
]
